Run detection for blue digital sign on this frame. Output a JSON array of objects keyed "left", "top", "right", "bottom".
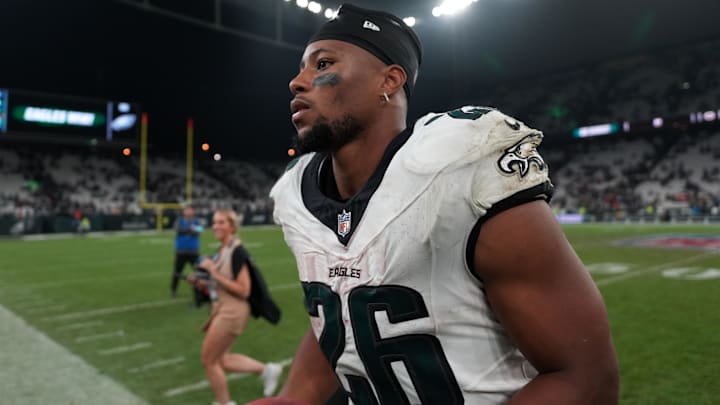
[
  {"left": 2, "top": 89, "right": 140, "bottom": 143},
  {"left": 0, "top": 89, "right": 8, "bottom": 133}
]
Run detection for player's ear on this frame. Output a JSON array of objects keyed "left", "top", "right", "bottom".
[{"left": 381, "top": 64, "right": 407, "bottom": 98}]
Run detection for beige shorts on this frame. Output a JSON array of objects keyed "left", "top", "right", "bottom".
[{"left": 202, "top": 300, "right": 251, "bottom": 335}]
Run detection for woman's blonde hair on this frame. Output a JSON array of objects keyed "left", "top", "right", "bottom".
[{"left": 214, "top": 209, "right": 239, "bottom": 233}]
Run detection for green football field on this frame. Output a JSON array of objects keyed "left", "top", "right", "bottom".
[{"left": 0, "top": 224, "right": 718, "bottom": 404}]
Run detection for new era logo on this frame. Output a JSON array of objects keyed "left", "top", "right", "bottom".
[{"left": 363, "top": 20, "right": 380, "bottom": 31}]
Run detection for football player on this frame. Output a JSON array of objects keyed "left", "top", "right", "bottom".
[{"left": 263, "top": 3, "right": 619, "bottom": 404}]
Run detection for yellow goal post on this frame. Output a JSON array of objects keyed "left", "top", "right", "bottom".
[{"left": 138, "top": 113, "right": 194, "bottom": 231}]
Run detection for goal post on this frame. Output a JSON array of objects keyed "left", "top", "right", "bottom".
[{"left": 138, "top": 113, "right": 194, "bottom": 231}]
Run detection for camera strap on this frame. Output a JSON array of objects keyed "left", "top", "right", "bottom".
[{"left": 214, "top": 237, "right": 236, "bottom": 274}]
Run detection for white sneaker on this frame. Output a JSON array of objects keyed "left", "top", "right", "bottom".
[{"left": 261, "top": 362, "right": 283, "bottom": 397}]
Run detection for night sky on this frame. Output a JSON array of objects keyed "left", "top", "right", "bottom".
[{"left": 2, "top": 0, "right": 720, "bottom": 160}]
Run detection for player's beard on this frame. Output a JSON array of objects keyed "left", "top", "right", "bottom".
[{"left": 294, "top": 114, "right": 364, "bottom": 154}]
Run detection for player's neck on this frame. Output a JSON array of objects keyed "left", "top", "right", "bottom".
[{"left": 330, "top": 118, "right": 405, "bottom": 199}]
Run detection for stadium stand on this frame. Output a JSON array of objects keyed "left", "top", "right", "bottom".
[
  {"left": 1, "top": 38, "right": 719, "bottom": 234},
  {"left": 493, "top": 38, "right": 720, "bottom": 136},
  {"left": 0, "top": 144, "right": 284, "bottom": 234}
]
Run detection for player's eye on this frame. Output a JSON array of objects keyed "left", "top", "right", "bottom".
[{"left": 317, "top": 59, "right": 333, "bottom": 70}]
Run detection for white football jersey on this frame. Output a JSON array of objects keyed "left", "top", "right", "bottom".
[{"left": 271, "top": 107, "right": 553, "bottom": 405}]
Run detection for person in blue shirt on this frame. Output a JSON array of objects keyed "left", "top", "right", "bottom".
[{"left": 171, "top": 205, "right": 204, "bottom": 305}]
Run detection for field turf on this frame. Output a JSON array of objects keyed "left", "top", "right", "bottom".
[{"left": 0, "top": 224, "right": 718, "bottom": 404}]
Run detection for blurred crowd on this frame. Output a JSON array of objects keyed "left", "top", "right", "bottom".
[
  {"left": 0, "top": 145, "right": 283, "bottom": 225},
  {"left": 1, "top": 38, "right": 719, "bottom": 228},
  {"left": 546, "top": 130, "right": 720, "bottom": 220},
  {"left": 491, "top": 38, "right": 720, "bottom": 136}
]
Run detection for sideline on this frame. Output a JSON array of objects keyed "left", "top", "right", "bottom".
[{"left": 0, "top": 304, "right": 149, "bottom": 405}]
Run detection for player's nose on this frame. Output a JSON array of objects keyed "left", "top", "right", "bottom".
[{"left": 289, "top": 70, "right": 310, "bottom": 95}]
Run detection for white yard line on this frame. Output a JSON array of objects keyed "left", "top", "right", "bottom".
[
  {"left": 163, "top": 372, "right": 252, "bottom": 397},
  {"left": 162, "top": 358, "right": 293, "bottom": 397},
  {"left": 75, "top": 330, "right": 125, "bottom": 343},
  {"left": 12, "top": 294, "right": 44, "bottom": 303},
  {"left": 596, "top": 250, "right": 720, "bottom": 287},
  {"left": 2, "top": 257, "right": 163, "bottom": 276},
  {"left": 56, "top": 320, "right": 105, "bottom": 331},
  {"left": 0, "top": 304, "right": 149, "bottom": 405},
  {"left": 16, "top": 271, "right": 167, "bottom": 289},
  {"left": 41, "top": 283, "right": 295, "bottom": 324},
  {"left": 14, "top": 299, "right": 51, "bottom": 310},
  {"left": 26, "top": 304, "right": 66, "bottom": 314},
  {"left": 20, "top": 230, "right": 161, "bottom": 241},
  {"left": 99, "top": 342, "right": 152, "bottom": 356},
  {"left": 128, "top": 356, "right": 186, "bottom": 374},
  {"left": 139, "top": 238, "right": 172, "bottom": 245},
  {"left": 42, "top": 299, "right": 181, "bottom": 322},
  {"left": 269, "top": 282, "right": 300, "bottom": 291}
]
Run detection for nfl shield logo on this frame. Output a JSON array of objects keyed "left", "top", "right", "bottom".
[{"left": 337, "top": 210, "right": 352, "bottom": 237}]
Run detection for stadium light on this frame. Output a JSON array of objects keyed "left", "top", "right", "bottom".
[
  {"left": 296, "top": 0, "right": 308, "bottom": 9},
  {"left": 308, "top": 1, "right": 322, "bottom": 14},
  {"left": 432, "top": 0, "right": 478, "bottom": 17},
  {"left": 213, "top": 153, "right": 222, "bottom": 161},
  {"left": 308, "top": 1, "right": 322, "bottom": 13},
  {"left": 324, "top": 8, "right": 335, "bottom": 18},
  {"left": 403, "top": 17, "right": 416, "bottom": 27}
]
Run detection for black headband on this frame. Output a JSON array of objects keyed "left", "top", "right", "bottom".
[{"left": 308, "top": 3, "right": 423, "bottom": 98}]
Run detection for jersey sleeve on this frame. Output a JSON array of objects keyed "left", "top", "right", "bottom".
[
  {"left": 410, "top": 106, "right": 553, "bottom": 221},
  {"left": 467, "top": 109, "right": 553, "bottom": 220},
  {"left": 230, "top": 245, "right": 250, "bottom": 280}
]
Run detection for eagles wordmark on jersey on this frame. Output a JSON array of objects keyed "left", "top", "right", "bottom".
[{"left": 271, "top": 106, "right": 554, "bottom": 404}]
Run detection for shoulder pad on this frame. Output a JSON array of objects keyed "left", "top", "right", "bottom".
[
  {"left": 270, "top": 153, "right": 314, "bottom": 201},
  {"left": 403, "top": 106, "right": 543, "bottom": 174}
]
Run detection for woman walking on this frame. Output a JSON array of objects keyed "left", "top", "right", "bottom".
[{"left": 188, "top": 209, "right": 282, "bottom": 405}]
